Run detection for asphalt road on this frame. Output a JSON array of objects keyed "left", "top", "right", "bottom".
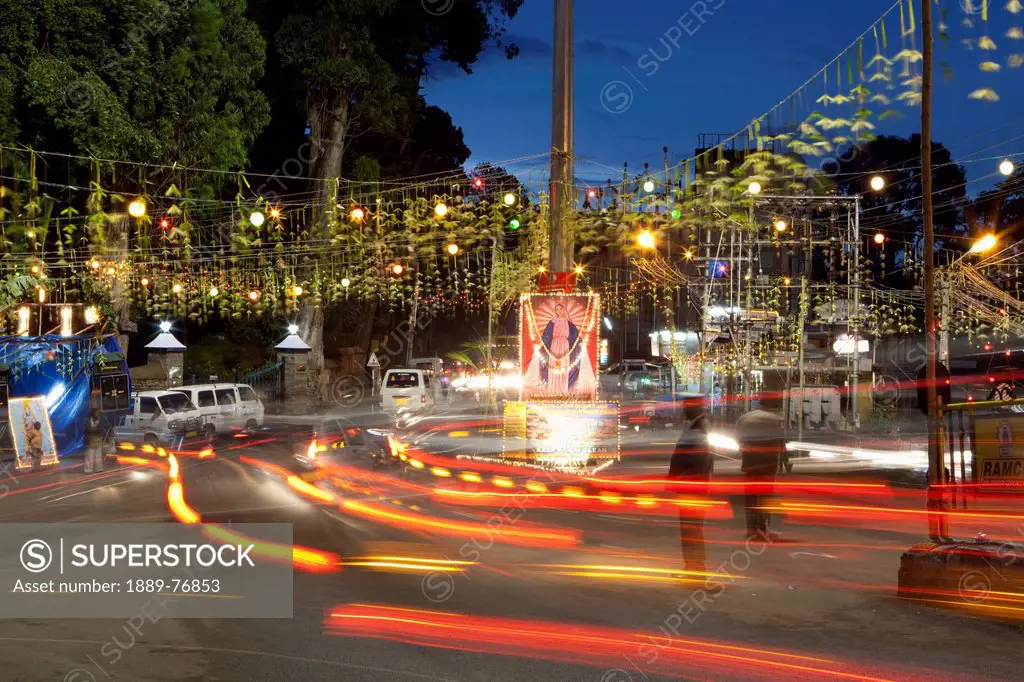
[{"left": 0, "top": 416, "right": 1021, "bottom": 682}]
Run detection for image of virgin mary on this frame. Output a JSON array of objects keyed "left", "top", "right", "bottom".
[{"left": 540, "top": 304, "right": 580, "bottom": 394}]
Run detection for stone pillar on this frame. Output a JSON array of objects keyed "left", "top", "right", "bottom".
[
  {"left": 278, "top": 350, "right": 312, "bottom": 415},
  {"left": 157, "top": 353, "right": 184, "bottom": 387}
]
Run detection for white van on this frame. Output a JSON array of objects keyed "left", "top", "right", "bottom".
[
  {"left": 115, "top": 390, "right": 205, "bottom": 446},
  {"left": 381, "top": 369, "right": 435, "bottom": 415},
  {"left": 173, "top": 383, "right": 265, "bottom": 435}
]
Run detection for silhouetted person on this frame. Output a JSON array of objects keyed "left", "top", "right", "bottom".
[
  {"left": 738, "top": 394, "right": 785, "bottom": 540},
  {"left": 668, "top": 406, "right": 713, "bottom": 574},
  {"left": 84, "top": 410, "right": 104, "bottom": 473}
]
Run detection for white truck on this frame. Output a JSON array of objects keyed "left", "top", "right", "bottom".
[{"left": 114, "top": 390, "right": 205, "bottom": 447}]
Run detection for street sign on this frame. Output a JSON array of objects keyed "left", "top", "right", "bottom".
[{"left": 367, "top": 352, "right": 380, "bottom": 368}]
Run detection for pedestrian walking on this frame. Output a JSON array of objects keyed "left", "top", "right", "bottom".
[
  {"left": 668, "top": 403, "right": 713, "bottom": 574},
  {"left": 737, "top": 393, "right": 785, "bottom": 541},
  {"left": 84, "top": 410, "right": 105, "bottom": 473}
]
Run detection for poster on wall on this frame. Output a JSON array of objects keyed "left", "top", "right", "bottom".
[
  {"left": 10, "top": 397, "right": 59, "bottom": 470},
  {"left": 520, "top": 293, "right": 600, "bottom": 401}
]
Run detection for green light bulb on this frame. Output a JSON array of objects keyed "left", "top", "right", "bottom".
[{"left": 509, "top": 218, "right": 521, "bottom": 230}]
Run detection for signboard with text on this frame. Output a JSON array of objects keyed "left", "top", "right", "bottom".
[{"left": 974, "top": 414, "right": 1024, "bottom": 485}]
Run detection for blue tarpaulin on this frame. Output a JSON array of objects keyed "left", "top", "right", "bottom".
[{"left": 0, "top": 334, "right": 128, "bottom": 456}]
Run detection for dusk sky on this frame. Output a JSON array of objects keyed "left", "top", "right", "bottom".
[{"left": 424, "top": 0, "right": 1024, "bottom": 194}]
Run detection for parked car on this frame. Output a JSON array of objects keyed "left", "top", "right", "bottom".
[
  {"left": 380, "top": 369, "right": 435, "bottom": 415},
  {"left": 172, "top": 383, "right": 265, "bottom": 435},
  {"left": 114, "top": 390, "right": 205, "bottom": 447}
]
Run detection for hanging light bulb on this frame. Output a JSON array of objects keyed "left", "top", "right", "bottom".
[
  {"left": 435, "top": 202, "right": 448, "bottom": 217},
  {"left": 172, "top": 283, "right": 183, "bottom": 294},
  {"left": 141, "top": 277, "right": 150, "bottom": 287},
  {"left": 870, "top": 175, "right": 885, "bottom": 191},
  {"left": 350, "top": 207, "right": 365, "bottom": 222},
  {"left": 26, "top": 230, "right": 36, "bottom": 240},
  {"left": 160, "top": 218, "right": 170, "bottom": 229},
  {"left": 392, "top": 264, "right": 404, "bottom": 276},
  {"left": 248, "top": 290, "right": 260, "bottom": 301},
  {"left": 447, "top": 243, "right": 459, "bottom": 256},
  {"left": 341, "top": 277, "right": 351, "bottom": 288},
  {"left": 292, "top": 285, "right": 303, "bottom": 296},
  {"left": 1000, "top": 159, "right": 1015, "bottom": 176},
  {"left": 31, "top": 265, "right": 40, "bottom": 274},
  {"left": 269, "top": 207, "right": 281, "bottom": 219},
  {"left": 37, "top": 287, "right": 45, "bottom": 303},
  {"left": 209, "top": 286, "right": 219, "bottom": 298},
  {"left": 642, "top": 179, "right": 656, "bottom": 193},
  {"left": 774, "top": 219, "right": 787, "bottom": 233},
  {"left": 128, "top": 198, "right": 146, "bottom": 217},
  {"left": 503, "top": 193, "right": 516, "bottom": 206},
  {"left": 747, "top": 181, "right": 762, "bottom": 195},
  {"left": 91, "top": 260, "right": 100, "bottom": 270},
  {"left": 250, "top": 211, "right": 265, "bottom": 227},
  {"left": 874, "top": 233, "right": 886, "bottom": 245},
  {"left": 84, "top": 306, "right": 100, "bottom": 325},
  {"left": 509, "top": 218, "right": 521, "bottom": 230}
]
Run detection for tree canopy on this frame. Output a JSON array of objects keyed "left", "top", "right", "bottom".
[{"left": 0, "top": 0, "right": 269, "bottom": 172}]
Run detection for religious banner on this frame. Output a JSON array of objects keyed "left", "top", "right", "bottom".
[
  {"left": 10, "top": 397, "right": 59, "bottom": 470},
  {"left": 520, "top": 293, "right": 600, "bottom": 401},
  {"left": 503, "top": 401, "right": 619, "bottom": 467}
]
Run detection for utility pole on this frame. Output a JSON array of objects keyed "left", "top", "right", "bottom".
[
  {"left": 921, "top": 0, "right": 946, "bottom": 541},
  {"left": 549, "top": 0, "right": 574, "bottom": 273}
]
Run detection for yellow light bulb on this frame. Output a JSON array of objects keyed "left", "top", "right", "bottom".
[{"left": 128, "top": 198, "right": 146, "bottom": 217}]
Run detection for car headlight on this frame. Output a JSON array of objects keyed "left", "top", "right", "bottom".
[{"left": 168, "top": 419, "right": 181, "bottom": 431}]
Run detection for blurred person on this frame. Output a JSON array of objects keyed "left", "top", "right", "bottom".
[
  {"left": 737, "top": 393, "right": 785, "bottom": 540},
  {"left": 84, "top": 410, "right": 104, "bottom": 473},
  {"left": 668, "top": 403, "right": 713, "bottom": 574}
]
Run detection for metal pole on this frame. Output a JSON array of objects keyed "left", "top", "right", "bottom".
[
  {"left": 921, "top": 0, "right": 946, "bottom": 541},
  {"left": 798, "top": 275, "right": 807, "bottom": 444},
  {"left": 852, "top": 198, "right": 861, "bottom": 429},
  {"left": 549, "top": 0, "right": 574, "bottom": 273}
]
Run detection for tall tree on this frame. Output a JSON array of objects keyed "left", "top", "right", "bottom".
[
  {"left": 264, "top": 0, "right": 523, "bottom": 214},
  {"left": 0, "top": 0, "right": 269, "bottom": 173}
]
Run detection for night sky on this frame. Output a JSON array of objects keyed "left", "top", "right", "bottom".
[{"left": 425, "top": 0, "right": 1023, "bottom": 193}]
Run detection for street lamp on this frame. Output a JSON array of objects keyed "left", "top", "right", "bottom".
[
  {"left": 970, "top": 233, "right": 998, "bottom": 254},
  {"left": 636, "top": 230, "right": 656, "bottom": 250},
  {"left": 870, "top": 175, "right": 885, "bottom": 192},
  {"left": 159, "top": 321, "right": 172, "bottom": 333}
]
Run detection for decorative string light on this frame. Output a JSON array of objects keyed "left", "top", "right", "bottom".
[
  {"left": 392, "top": 264, "right": 404, "bottom": 276},
  {"left": 209, "top": 286, "right": 219, "bottom": 297},
  {"left": 870, "top": 175, "right": 885, "bottom": 191},
  {"left": 248, "top": 290, "right": 260, "bottom": 301},
  {"left": 747, "top": 181, "right": 762, "bottom": 195},
  {"left": 250, "top": 211, "right": 265, "bottom": 227},
  {"left": 292, "top": 285, "right": 303, "bottom": 296},
  {"left": 84, "top": 306, "right": 100, "bottom": 325},
  {"left": 17, "top": 306, "right": 30, "bottom": 336},
  {"left": 447, "top": 243, "right": 459, "bottom": 255},
  {"left": 341, "top": 278, "right": 351, "bottom": 288},
  {"left": 503, "top": 193, "right": 517, "bottom": 206},
  {"left": 350, "top": 207, "right": 365, "bottom": 222},
  {"left": 172, "top": 283, "right": 183, "bottom": 294},
  {"left": 435, "top": 202, "right": 448, "bottom": 217},
  {"left": 128, "top": 198, "right": 146, "bottom": 217},
  {"left": 1000, "top": 159, "right": 1015, "bottom": 176}
]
